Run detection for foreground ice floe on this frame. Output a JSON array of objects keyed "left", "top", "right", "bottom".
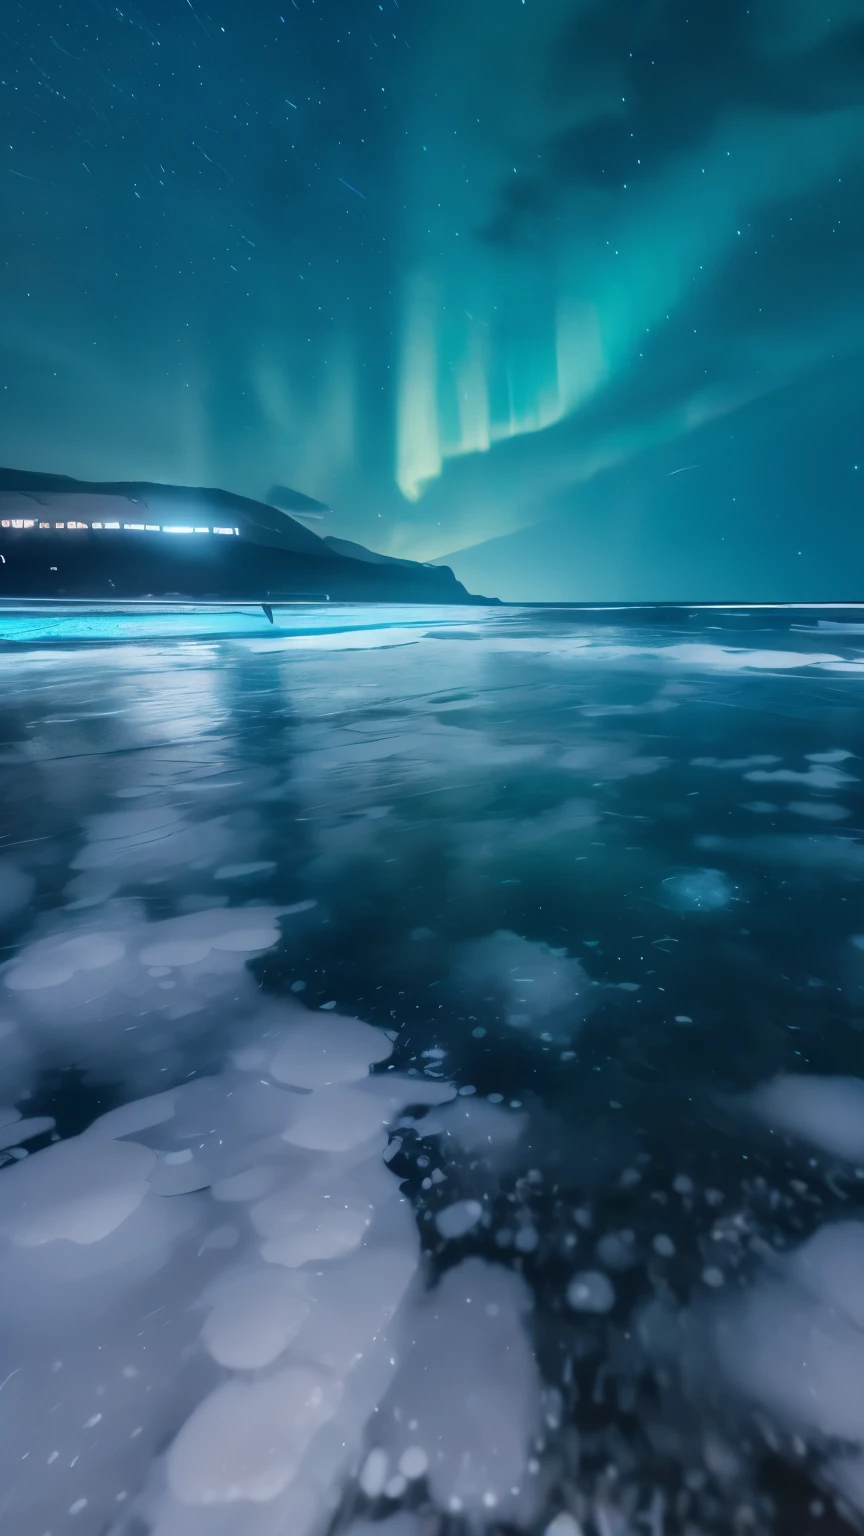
[
  {"left": 694, "top": 1073, "right": 864, "bottom": 1520},
  {"left": 0, "top": 904, "right": 312, "bottom": 1098},
  {"left": 0, "top": 925, "right": 544, "bottom": 1536},
  {"left": 714, "top": 1218, "right": 864, "bottom": 1517}
]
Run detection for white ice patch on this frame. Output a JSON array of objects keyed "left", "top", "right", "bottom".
[
  {"left": 198, "top": 1266, "right": 311, "bottom": 1369},
  {"left": 544, "top": 1517, "right": 586, "bottom": 1536},
  {"left": 748, "top": 1072, "right": 864, "bottom": 1161},
  {"left": 435, "top": 1198, "right": 483, "bottom": 1239},
  {"left": 0, "top": 1002, "right": 449, "bottom": 1536},
  {"left": 787, "top": 800, "right": 850, "bottom": 821},
  {"left": 559, "top": 741, "right": 668, "bottom": 778},
  {"left": 377, "top": 1257, "right": 543, "bottom": 1523},
  {"left": 424, "top": 1095, "right": 526, "bottom": 1161},
  {"left": 0, "top": 905, "right": 294, "bottom": 1096},
  {"left": 282, "top": 1074, "right": 455, "bottom": 1153},
  {"left": 167, "top": 1362, "right": 343, "bottom": 1504},
  {"left": 268, "top": 1014, "right": 393, "bottom": 1087},
  {"left": 716, "top": 1220, "right": 864, "bottom": 1514},
  {"left": 282, "top": 1083, "right": 401, "bottom": 1152},
  {"left": 254, "top": 1181, "right": 374, "bottom": 1267},
  {"left": 0, "top": 1133, "right": 156, "bottom": 1245},
  {"left": 744, "top": 763, "right": 857, "bottom": 790},
  {"left": 5, "top": 930, "right": 126, "bottom": 990}
]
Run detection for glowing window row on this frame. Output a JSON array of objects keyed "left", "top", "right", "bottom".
[{"left": 0, "top": 521, "right": 239, "bottom": 534}]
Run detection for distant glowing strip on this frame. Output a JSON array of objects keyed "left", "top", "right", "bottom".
[{"left": 0, "top": 519, "right": 239, "bottom": 536}]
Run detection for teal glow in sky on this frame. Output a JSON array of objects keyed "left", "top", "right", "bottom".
[{"left": 2, "top": 0, "right": 864, "bottom": 598}]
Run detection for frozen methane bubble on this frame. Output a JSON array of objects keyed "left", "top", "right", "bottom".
[
  {"left": 281, "top": 1083, "right": 401, "bottom": 1152},
  {"left": 199, "top": 1267, "right": 311, "bottom": 1369},
  {"left": 423, "top": 1094, "right": 526, "bottom": 1162},
  {"left": 268, "top": 1014, "right": 393, "bottom": 1087},
  {"left": 435, "top": 1199, "right": 483, "bottom": 1239},
  {"left": 358, "top": 1447, "right": 390, "bottom": 1498},
  {"left": 451, "top": 929, "right": 590, "bottom": 1034},
  {"left": 253, "top": 1189, "right": 374, "bottom": 1268},
  {"left": 5, "top": 931, "right": 126, "bottom": 989},
  {"left": 662, "top": 868, "right": 734, "bottom": 912},
  {"left": 398, "top": 1445, "right": 429, "bottom": 1479},
  {"left": 544, "top": 1516, "right": 585, "bottom": 1536},
  {"left": 282, "top": 1073, "right": 456, "bottom": 1153},
  {"left": 0, "top": 1134, "right": 156, "bottom": 1246},
  {"left": 596, "top": 1230, "right": 637, "bottom": 1271},
  {"left": 747, "top": 1073, "right": 864, "bottom": 1162},
  {"left": 566, "top": 1271, "right": 616, "bottom": 1313}
]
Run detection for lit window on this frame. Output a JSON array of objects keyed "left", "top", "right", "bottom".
[
  {"left": 67, "top": 521, "right": 87, "bottom": 530},
  {"left": 54, "top": 522, "right": 64, "bottom": 529},
  {"left": 22, "top": 519, "right": 35, "bottom": 528},
  {"left": 91, "top": 522, "right": 103, "bottom": 529},
  {"left": 0, "top": 520, "right": 8, "bottom": 528},
  {"left": 213, "top": 526, "right": 235, "bottom": 534},
  {"left": 124, "top": 523, "right": 145, "bottom": 531},
  {"left": 145, "top": 525, "right": 159, "bottom": 532},
  {"left": 193, "top": 527, "right": 209, "bottom": 534},
  {"left": 104, "top": 522, "right": 120, "bottom": 529},
  {"left": 164, "top": 526, "right": 194, "bottom": 534}
]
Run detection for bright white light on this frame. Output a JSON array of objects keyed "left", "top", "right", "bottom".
[{"left": 164, "top": 527, "right": 194, "bottom": 535}]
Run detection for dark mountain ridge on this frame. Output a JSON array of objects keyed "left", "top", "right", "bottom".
[{"left": 0, "top": 469, "right": 496, "bottom": 605}]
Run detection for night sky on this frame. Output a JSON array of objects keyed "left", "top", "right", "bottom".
[{"left": 2, "top": 0, "right": 864, "bottom": 600}]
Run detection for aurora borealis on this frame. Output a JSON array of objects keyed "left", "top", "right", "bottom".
[{"left": 2, "top": 0, "right": 864, "bottom": 599}]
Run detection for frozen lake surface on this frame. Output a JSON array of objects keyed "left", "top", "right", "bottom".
[{"left": 1, "top": 603, "right": 864, "bottom": 1536}]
